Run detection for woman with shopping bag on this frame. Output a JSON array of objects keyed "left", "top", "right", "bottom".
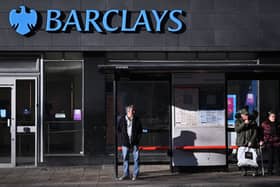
[
  {"left": 260, "top": 111, "right": 280, "bottom": 175},
  {"left": 235, "top": 108, "right": 259, "bottom": 176}
]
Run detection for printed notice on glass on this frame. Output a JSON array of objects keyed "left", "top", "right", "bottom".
[
  {"left": 199, "top": 110, "right": 225, "bottom": 126},
  {"left": 175, "top": 87, "right": 199, "bottom": 127}
]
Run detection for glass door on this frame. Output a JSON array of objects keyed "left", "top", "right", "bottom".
[
  {"left": 0, "top": 84, "right": 16, "bottom": 167},
  {"left": 16, "top": 79, "right": 37, "bottom": 166},
  {"left": 0, "top": 77, "right": 37, "bottom": 167}
]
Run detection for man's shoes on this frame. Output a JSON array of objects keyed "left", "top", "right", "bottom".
[
  {"left": 132, "top": 175, "right": 137, "bottom": 181},
  {"left": 118, "top": 175, "right": 129, "bottom": 181}
]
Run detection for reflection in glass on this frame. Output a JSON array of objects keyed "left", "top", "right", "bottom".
[
  {"left": 16, "top": 80, "right": 35, "bottom": 126},
  {"left": 227, "top": 80, "right": 258, "bottom": 127},
  {"left": 16, "top": 133, "right": 35, "bottom": 166}
]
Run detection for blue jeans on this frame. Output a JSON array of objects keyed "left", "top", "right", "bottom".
[{"left": 122, "top": 145, "right": 139, "bottom": 177}]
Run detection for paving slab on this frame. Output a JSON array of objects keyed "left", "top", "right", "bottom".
[{"left": 0, "top": 165, "right": 280, "bottom": 187}]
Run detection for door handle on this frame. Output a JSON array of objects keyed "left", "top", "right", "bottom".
[{"left": 7, "top": 118, "right": 10, "bottom": 127}]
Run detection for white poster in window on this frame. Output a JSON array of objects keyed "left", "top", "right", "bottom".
[
  {"left": 199, "top": 110, "right": 225, "bottom": 126},
  {"left": 175, "top": 87, "right": 199, "bottom": 127}
]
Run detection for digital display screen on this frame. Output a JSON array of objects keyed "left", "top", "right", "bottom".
[
  {"left": 0, "top": 109, "right": 6, "bottom": 118},
  {"left": 227, "top": 94, "right": 236, "bottom": 126},
  {"left": 246, "top": 93, "right": 254, "bottom": 105},
  {"left": 73, "top": 109, "right": 81, "bottom": 121}
]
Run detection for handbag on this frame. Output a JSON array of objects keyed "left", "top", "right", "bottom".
[{"left": 237, "top": 146, "right": 258, "bottom": 168}]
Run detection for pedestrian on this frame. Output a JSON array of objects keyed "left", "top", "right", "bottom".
[
  {"left": 260, "top": 111, "right": 280, "bottom": 175},
  {"left": 235, "top": 108, "right": 259, "bottom": 176},
  {"left": 117, "top": 105, "right": 143, "bottom": 181}
]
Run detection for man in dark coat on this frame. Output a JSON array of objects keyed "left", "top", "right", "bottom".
[
  {"left": 235, "top": 108, "right": 258, "bottom": 176},
  {"left": 117, "top": 105, "right": 142, "bottom": 181}
]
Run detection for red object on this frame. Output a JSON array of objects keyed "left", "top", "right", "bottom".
[
  {"left": 117, "top": 146, "right": 169, "bottom": 151},
  {"left": 175, "top": 145, "right": 238, "bottom": 150},
  {"left": 117, "top": 145, "right": 238, "bottom": 151}
]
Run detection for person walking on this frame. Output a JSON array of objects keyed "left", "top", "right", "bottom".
[
  {"left": 235, "top": 108, "right": 258, "bottom": 176},
  {"left": 260, "top": 111, "right": 280, "bottom": 175},
  {"left": 117, "top": 105, "right": 143, "bottom": 181}
]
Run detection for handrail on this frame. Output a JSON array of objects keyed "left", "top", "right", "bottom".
[
  {"left": 117, "top": 145, "right": 238, "bottom": 151},
  {"left": 118, "top": 146, "right": 169, "bottom": 151},
  {"left": 175, "top": 145, "right": 238, "bottom": 150}
]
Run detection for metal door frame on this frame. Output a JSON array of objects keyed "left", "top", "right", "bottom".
[
  {"left": 0, "top": 78, "right": 16, "bottom": 167},
  {"left": 0, "top": 76, "right": 38, "bottom": 167}
]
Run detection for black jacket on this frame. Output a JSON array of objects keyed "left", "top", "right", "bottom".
[
  {"left": 235, "top": 119, "right": 258, "bottom": 148},
  {"left": 117, "top": 115, "right": 143, "bottom": 147}
]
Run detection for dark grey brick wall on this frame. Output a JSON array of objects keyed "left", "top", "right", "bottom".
[{"left": 0, "top": 0, "right": 280, "bottom": 51}]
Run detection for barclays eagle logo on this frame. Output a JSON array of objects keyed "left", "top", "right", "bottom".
[{"left": 9, "top": 6, "right": 38, "bottom": 36}]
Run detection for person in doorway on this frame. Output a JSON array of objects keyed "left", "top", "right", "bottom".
[
  {"left": 117, "top": 105, "right": 143, "bottom": 181},
  {"left": 260, "top": 111, "right": 280, "bottom": 175},
  {"left": 235, "top": 108, "right": 259, "bottom": 176}
]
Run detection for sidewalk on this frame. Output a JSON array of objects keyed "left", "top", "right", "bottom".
[{"left": 0, "top": 164, "right": 280, "bottom": 187}]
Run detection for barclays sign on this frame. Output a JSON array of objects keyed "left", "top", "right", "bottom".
[
  {"left": 9, "top": 5, "right": 186, "bottom": 36},
  {"left": 9, "top": 6, "right": 38, "bottom": 35}
]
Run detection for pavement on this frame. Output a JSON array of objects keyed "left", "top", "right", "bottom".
[{"left": 0, "top": 164, "right": 280, "bottom": 187}]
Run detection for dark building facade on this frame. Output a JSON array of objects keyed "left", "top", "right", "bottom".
[{"left": 1, "top": 0, "right": 280, "bottom": 170}]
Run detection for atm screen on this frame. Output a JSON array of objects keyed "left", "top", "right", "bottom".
[{"left": 0, "top": 109, "right": 6, "bottom": 118}]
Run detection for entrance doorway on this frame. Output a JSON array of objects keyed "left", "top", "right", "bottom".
[{"left": 0, "top": 77, "right": 38, "bottom": 167}]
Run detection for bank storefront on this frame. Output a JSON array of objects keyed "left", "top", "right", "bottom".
[{"left": 1, "top": 0, "right": 280, "bottom": 174}]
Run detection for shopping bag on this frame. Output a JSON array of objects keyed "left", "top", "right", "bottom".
[
  {"left": 237, "top": 146, "right": 258, "bottom": 168},
  {"left": 245, "top": 151, "right": 253, "bottom": 159}
]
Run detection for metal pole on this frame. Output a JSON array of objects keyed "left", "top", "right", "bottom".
[
  {"left": 224, "top": 73, "right": 229, "bottom": 170},
  {"left": 260, "top": 145, "right": 265, "bottom": 176},
  {"left": 40, "top": 55, "right": 44, "bottom": 163},
  {"left": 113, "top": 72, "right": 118, "bottom": 178},
  {"left": 169, "top": 74, "right": 173, "bottom": 172}
]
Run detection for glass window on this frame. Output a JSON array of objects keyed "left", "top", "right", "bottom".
[
  {"left": 44, "top": 61, "right": 83, "bottom": 155},
  {"left": 227, "top": 80, "right": 258, "bottom": 128},
  {"left": 227, "top": 79, "right": 259, "bottom": 159},
  {"left": 115, "top": 79, "right": 170, "bottom": 162},
  {"left": 16, "top": 80, "right": 35, "bottom": 126},
  {"left": 117, "top": 81, "right": 170, "bottom": 147}
]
